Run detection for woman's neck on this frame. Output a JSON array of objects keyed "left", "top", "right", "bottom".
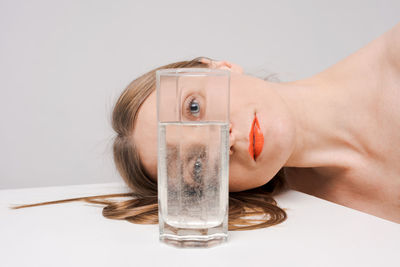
[
  {"left": 274, "top": 77, "right": 362, "bottom": 171},
  {"left": 276, "top": 23, "right": 395, "bottom": 172}
]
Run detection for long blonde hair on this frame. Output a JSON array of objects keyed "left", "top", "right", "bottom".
[{"left": 11, "top": 56, "right": 288, "bottom": 231}]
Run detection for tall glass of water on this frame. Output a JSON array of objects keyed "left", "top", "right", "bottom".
[{"left": 156, "top": 68, "right": 230, "bottom": 248}]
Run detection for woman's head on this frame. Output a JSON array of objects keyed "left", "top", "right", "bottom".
[
  {"left": 11, "top": 57, "right": 287, "bottom": 231},
  {"left": 112, "top": 56, "right": 296, "bottom": 195}
]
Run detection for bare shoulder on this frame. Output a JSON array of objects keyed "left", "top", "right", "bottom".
[{"left": 283, "top": 162, "right": 400, "bottom": 223}]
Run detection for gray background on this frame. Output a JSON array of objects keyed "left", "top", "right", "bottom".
[{"left": 1, "top": 0, "right": 399, "bottom": 189}]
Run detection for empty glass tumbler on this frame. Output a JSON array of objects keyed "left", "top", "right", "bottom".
[{"left": 156, "top": 68, "right": 230, "bottom": 248}]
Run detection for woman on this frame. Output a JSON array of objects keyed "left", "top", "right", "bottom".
[{"left": 12, "top": 22, "right": 400, "bottom": 225}]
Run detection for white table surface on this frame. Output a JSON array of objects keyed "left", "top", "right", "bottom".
[{"left": 1, "top": 182, "right": 398, "bottom": 267}]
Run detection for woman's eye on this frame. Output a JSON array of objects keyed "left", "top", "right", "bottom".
[
  {"left": 184, "top": 96, "right": 201, "bottom": 118},
  {"left": 192, "top": 159, "right": 202, "bottom": 182},
  {"left": 194, "top": 159, "right": 202, "bottom": 174}
]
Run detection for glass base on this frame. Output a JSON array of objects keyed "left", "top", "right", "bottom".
[{"left": 159, "top": 222, "right": 228, "bottom": 248}]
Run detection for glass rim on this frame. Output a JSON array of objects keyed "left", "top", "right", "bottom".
[{"left": 156, "top": 68, "right": 230, "bottom": 77}]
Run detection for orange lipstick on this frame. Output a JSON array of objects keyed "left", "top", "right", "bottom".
[{"left": 248, "top": 115, "right": 264, "bottom": 160}]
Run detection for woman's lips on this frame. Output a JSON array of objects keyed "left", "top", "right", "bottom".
[{"left": 248, "top": 114, "right": 264, "bottom": 161}]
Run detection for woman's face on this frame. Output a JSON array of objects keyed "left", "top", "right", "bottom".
[{"left": 133, "top": 61, "right": 296, "bottom": 192}]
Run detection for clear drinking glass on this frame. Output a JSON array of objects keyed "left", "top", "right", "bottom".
[{"left": 156, "top": 68, "right": 230, "bottom": 248}]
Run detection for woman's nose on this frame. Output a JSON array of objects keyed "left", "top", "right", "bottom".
[{"left": 229, "top": 123, "right": 235, "bottom": 155}]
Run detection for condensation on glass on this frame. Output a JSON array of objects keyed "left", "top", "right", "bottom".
[{"left": 156, "top": 68, "right": 230, "bottom": 248}]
